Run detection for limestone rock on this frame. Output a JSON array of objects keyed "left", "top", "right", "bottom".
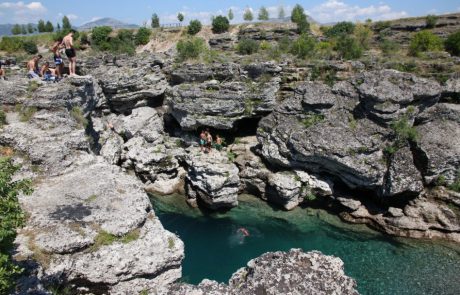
[
  {"left": 170, "top": 63, "right": 239, "bottom": 85},
  {"left": 267, "top": 172, "right": 302, "bottom": 210},
  {"left": 185, "top": 150, "right": 240, "bottom": 209},
  {"left": 112, "top": 106, "right": 164, "bottom": 143}
]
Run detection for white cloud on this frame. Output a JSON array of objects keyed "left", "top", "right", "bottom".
[
  {"left": 307, "top": 0, "right": 408, "bottom": 23},
  {"left": 90, "top": 16, "right": 102, "bottom": 22},
  {"left": 0, "top": 1, "right": 47, "bottom": 23}
]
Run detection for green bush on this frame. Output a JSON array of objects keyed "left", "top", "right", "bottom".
[
  {"left": 335, "top": 36, "right": 363, "bottom": 59},
  {"left": 237, "top": 39, "right": 259, "bottom": 55},
  {"left": 290, "top": 34, "right": 316, "bottom": 59},
  {"left": 22, "top": 40, "right": 38, "bottom": 54},
  {"left": 0, "top": 37, "right": 23, "bottom": 53},
  {"left": 391, "top": 115, "right": 418, "bottom": 143},
  {"left": 291, "top": 4, "right": 309, "bottom": 34},
  {"left": 374, "top": 21, "right": 391, "bottom": 32},
  {"left": 0, "top": 158, "right": 33, "bottom": 294},
  {"left": 176, "top": 37, "right": 206, "bottom": 61},
  {"left": 426, "top": 14, "right": 438, "bottom": 29},
  {"left": 409, "top": 30, "right": 443, "bottom": 56},
  {"left": 91, "top": 26, "right": 113, "bottom": 48},
  {"left": 188, "top": 20, "right": 202, "bottom": 35},
  {"left": 135, "top": 27, "right": 151, "bottom": 45},
  {"left": 445, "top": 31, "right": 460, "bottom": 57},
  {"left": 212, "top": 16, "right": 230, "bottom": 34},
  {"left": 380, "top": 38, "right": 399, "bottom": 55},
  {"left": 80, "top": 32, "right": 90, "bottom": 45},
  {"left": 354, "top": 23, "right": 373, "bottom": 50},
  {"left": 325, "top": 22, "right": 355, "bottom": 38},
  {"left": 0, "top": 110, "right": 6, "bottom": 128}
]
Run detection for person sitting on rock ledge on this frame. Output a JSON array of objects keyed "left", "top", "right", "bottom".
[
  {"left": 214, "top": 134, "right": 223, "bottom": 151},
  {"left": 27, "top": 55, "right": 42, "bottom": 79},
  {"left": 40, "top": 61, "right": 57, "bottom": 82},
  {"left": 206, "top": 129, "right": 213, "bottom": 153},
  {"left": 0, "top": 63, "right": 5, "bottom": 80},
  {"left": 199, "top": 130, "right": 206, "bottom": 152}
]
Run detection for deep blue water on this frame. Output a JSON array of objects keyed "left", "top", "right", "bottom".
[{"left": 151, "top": 194, "right": 460, "bottom": 295}]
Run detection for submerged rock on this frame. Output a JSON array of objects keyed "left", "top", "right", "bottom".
[{"left": 163, "top": 249, "right": 359, "bottom": 295}]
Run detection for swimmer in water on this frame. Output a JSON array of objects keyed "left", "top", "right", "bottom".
[{"left": 238, "top": 227, "right": 250, "bottom": 237}]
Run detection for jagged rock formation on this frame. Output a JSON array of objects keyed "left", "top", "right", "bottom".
[{"left": 164, "top": 249, "right": 359, "bottom": 295}]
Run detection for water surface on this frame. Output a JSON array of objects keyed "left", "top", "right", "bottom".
[{"left": 151, "top": 194, "right": 460, "bottom": 295}]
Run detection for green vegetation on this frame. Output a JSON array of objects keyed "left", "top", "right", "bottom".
[
  {"left": 188, "top": 20, "right": 202, "bottom": 35},
  {"left": 176, "top": 37, "right": 206, "bottom": 61},
  {"left": 354, "top": 23, "right": 373, "bottom": 50},
  {"left": 228, "top": 9, "right": 234, "bottom": 21},
  {"left": 22, "top": 40, "right": 38, "bottom": 54},
  {"left": 135, "top": 27, "right": 152, "bottom": 46},
  {"left": 335, "top": 35, "right": 363, "bottom": 60},
  {"left": 91, "top": 26, "right": 137, "bottom": 54},
  {"left": 237, "top": 39, "right": 259, "bottom": 55},
  {"left": 0, "top": 158, "right": 33, "bottom": 294},
  {"left": 91, "top": 229, "right": 140, "bottom": 251},
  {"left": 27, "top": 80, "right": 40, "bottom": 93},
  {"left": 212, "top": 16, "right": 230, "bottom": 34},
  {"left": 0, "top": 110, "right": 6, "bottom": 128},
  {"left": 291, "top": 4, "right": 310, "bottom": 33},
  {"left": 243, "top": 8, "right": 254, "bottom": 22},
  {"left": 380, "top": 38, "right": 399, "bottom": 55},
  {"left": 151, "top": 13, "right": 160, "bottom": 28},
  {"left": 0, "top": 36, "right": 44, "bottom": 54},
  {"left": 227, "top": 151, "right": 237, "bottom": 162},
  {"left": 302, "top": 113, "right": 325, "bottom": 128},
  {"left": 177, "top": 13, "right": 185, "bottom": 23},
  {"left": 409, "top": 30, "right": 443, "bottom": 56},
  {"left": 449, "top": 170, "right": 460, "bottom": 192},
  {"left": 17, "top": 105, "right": 38, "bottom": 123},
  {"left": 291, "top": 34, "right": 316, "bottom": 59},
  {"left": 258, "top": 6, "right": 269, "bottom": 21},
  {"left": 70, "top": 106, "right": 88, "bottom": 129},
  {"left": 425, "top": 15, "right": 438, "bottom": 29},
  {"left": 445, "top": 31, "right": 460, "bottom": 57},
  {"left": 168, "top": 237, "right": 175, "bottom": 249},
  {"left": 374, "top": 21, "right": 391, "bottom": 32},
  {"left": 325, "top": 21, "right": 355, "bottom": 38}
]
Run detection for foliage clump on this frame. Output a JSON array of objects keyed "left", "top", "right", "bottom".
[
  {"left": 188, "top": 20, "right": 202, "bottom": 35},
  {"left": 135, "top": 27, "right": 151, "bottom": 45},
  {"left": 408, "top": 30, "right": 443, "bottom": 56},
  {"left": 291, "top": 4, "right": 310, "bottom": 34},
  {"left": 0, "top": 158, "right": 33, "bottom": 294},
  {"left": 176, "top": 37, "right": 206, "bottom": 61},
  {"left": 290, "top": 34, "right": 316, "bottom": 59},
  {"left": 425, "top": 15, "right": 438, "bottom": 29},
  {"left": 445, "top": 31, "right": 460, "bottom": 57},
  {"left": 212, "top": 16, "right": 230, "bottom": 34},
  {"left": 335, "top": 35, "right": 363, "bottom": 60},
  {"left": 325, "top": 22, "right": 355, "bottom": 38},
  {"left": 237, "top": 39, "right": 259, "bottom": 55}
]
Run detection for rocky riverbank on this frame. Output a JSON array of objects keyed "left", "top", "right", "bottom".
[{"left": 0, "top": 45, "right": 459, "bottom": 293}]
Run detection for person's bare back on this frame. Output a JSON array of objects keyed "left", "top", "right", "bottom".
[{"left": 63, "top": 34, "right": 73, "bottom": 49}]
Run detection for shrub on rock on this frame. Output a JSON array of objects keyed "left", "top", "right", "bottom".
[
  {"left": 188, "top": 20, "right": 202, "bottom": 35},
  {"left": 177, "top": 37, "right": 206, "bottom": 61},
  {"left": 237, "top": 39, "right": 259, "bottom": 55},
  {"left": 212, "top": 16, "right": 230, "bottom": 34},
  {"left": 445, "top": 31, "right": 460, "bottom": 57},
  {"left": 409, "top": 30, "right": 443, "bottom": 56},
  {"left": 135, "top": 27, "right": 151, "bottom": 45}
]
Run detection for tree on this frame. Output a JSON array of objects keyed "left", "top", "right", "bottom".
[
  {"left": 21, "top": 25, "right": 27, "bottom": 35},
  {"left": 354, "top": 23, "right": 373, "bottom": 50},
  {"left": 212, "top": 15, "right": 230, "bottom": 34},
  {"left": 409, "top": 30, "right": 443, "bottom": 56},
  {"left": 27, "top": 24, "right": 34, "bottom": 34},
  {"left": 45, "top": 21, "right": 54, "bottom": 33},
  {"left": 37, "top": 19, "right": 45, "bottom": 33},
  {"left": 11, "top": 24, "right": 21, "bottom": 35},
  {"left": 243, "top": 8, "right": 254, "bottom": 22},
  {"left": 426, "top": 15, "right": 438, "bottom": 29},
  {"left": 258, "top": 7, "right": 269, "bottom": 21},
  {"left": 135, "top": 27, "right": 151, "bottom": 45},
  {"left": 278, "top": 6, "right": 286, "bottom": 19},
  {"left": 188, "top": 19, "right": 202, "bottom": 35},
  {"left": 325, "top": 21, "right": 355, "bottom": 37},
  {"left": 62, "top": 16, "right": 72, "bottom": 31},
  {"left": 228, "top": 9, "right": 234, "bottom": 21},
  {"left": 177, "top": 13, "right": 184, "bottom": 23},
  {"left": 0, "top": 158, "right": 32, "bottom": 294},
  {"left": 151, "top": 13, "right": 160, "bottom": 28},
  {"left": 56, "top": 23, "right": 61, "bottom": 32},
  {"left": 445, "top": 31, "right": 460, "bottom": 57},
  {"left": 291, "top": 4, "right": 310, "bottom": 34},
  {"left": 336, "top": 36, "right": 363, "bottom": 59}
]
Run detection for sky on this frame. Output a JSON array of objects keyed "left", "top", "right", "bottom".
[{"left": 0, "top": 0, "right": 459, "bottom": 26}]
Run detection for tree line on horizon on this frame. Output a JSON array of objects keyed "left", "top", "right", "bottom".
[{"left": 11, "top": 16, "right": 72, "bottom": 35}]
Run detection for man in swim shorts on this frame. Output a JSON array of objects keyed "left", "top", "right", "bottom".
[
  {"left": 51, "top": 39, "right": 64, "bottom": 78},
  {"left": 62, "top": 30, "right": 77, "bottom": 76},
  {"left": 27, "top": 55, "right": 42, "bottom": 79}
]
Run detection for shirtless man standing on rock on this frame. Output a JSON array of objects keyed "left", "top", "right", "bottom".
[{"left": 62, "top": 29, "right": 77, "bottom": 76}]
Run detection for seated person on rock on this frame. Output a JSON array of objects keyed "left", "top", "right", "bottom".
[
  {"left": 27, "top": 55, "right": 42, "bottom": 79},
  {"left": 199, "top": 130, "right": 207, "bottom": 152},
  {"left": 214, "top": 134, "right": 223, "bottom": 151},
  {"left": 206, "top": 130, "right": 213, "bottom": 153},
  {"left": 40, "top": 61, "right": 57, "bottom": 81},
  {"left": 0, "top": 63, "right": 5, "bottom": 80}
]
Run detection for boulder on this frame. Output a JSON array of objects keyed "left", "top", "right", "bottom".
[
  {"left": 208, "top": 34, "right": 237, "bottom": 51},
  {"left": 267, "top": 172, "right": 302, "bottom": 210},
  {"left": 185, "top": 149, "right": 240, "bottom": 209},
  {"left": 168, "top": 79, "right": 279, "bottom": 130}
]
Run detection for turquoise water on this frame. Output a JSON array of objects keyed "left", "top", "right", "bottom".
[{"left": 151, "top": 194, "right": 460, "bottom": 295}]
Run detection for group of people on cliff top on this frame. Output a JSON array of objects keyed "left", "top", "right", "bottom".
[
  {"left": 199, "top": 129, "right": 223, "bottom": 153},
  {"left": 26, "top": 30, "right": 77, "bottom": 81}
]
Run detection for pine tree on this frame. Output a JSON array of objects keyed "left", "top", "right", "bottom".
[
  {"left": 177, "top": 13, "right": 184, "bottom": 23},
  {"left": 21, "top": 25, "right": 27, "bottom": 35},
  {"left": 45, "top": 21, "right": 54, "bottom": 33},
  {"left": 27, "top": 23, "right": 34, "bottom": 34},
  {"left": 151, "top": 13, "right": 160, "bottom": 28},
  {"left": 243, "top": 8, "right": 254, "bottom": 22},
  {"left": 258, "top": 7, "right": 269, "bottom": 21},
  {"left": 291, "top": 4, "right": 305, "bottom": 24},
  {"left": 37, "top": 19, "right": 46, "bottom": 33},
  {"left": 228, "top": 9, "right": 234, "bottom": 21},
  {"left": 278, "top": 6, "right": 286, "bottom": 19},
  {"left": 62, "top": 16, "right": 72, "bottom": 31},
  {"left": 57, "top": 23, "right": 61, "bottom": 32}
]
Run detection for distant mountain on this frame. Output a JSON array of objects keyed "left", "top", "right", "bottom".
[{"left": 79, "top": 18, "right": 139, "bottom": 31}]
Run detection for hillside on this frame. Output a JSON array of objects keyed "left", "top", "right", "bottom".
[{"left": 78, "top": 17, "right": 139, "bottom": 31}]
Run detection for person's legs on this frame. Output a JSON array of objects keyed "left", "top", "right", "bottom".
[{"left": 71, "top": 57, "right": 77, "bottom": 76}]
